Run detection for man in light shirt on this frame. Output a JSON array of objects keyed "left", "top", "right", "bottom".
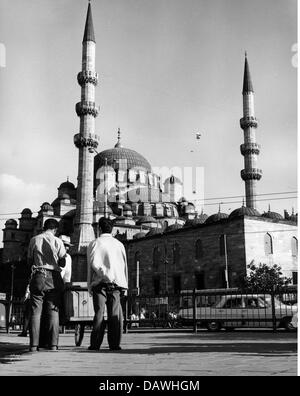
[
  {"left": 87, "top": 217, "right": 128, "bottom": 351},
  {"left": 27, "top": 219, "right": 66, "bottom": 352}
]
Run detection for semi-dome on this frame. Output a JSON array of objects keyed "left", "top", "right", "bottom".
[
  {"left": 133, "top": 231, "right": 147, "bottom": 239},
  {"left": 229, "top": 206, "right": 261, "bottom": 219},
  {"left": 166, "top": 223, "right": 183, "bottom": 232},
  {"left": 136, "top": 216, "right": 157, "bottom": 225},
  {"left": 195, "top": 212, "right": 208, "bottom": 224},
  {"left": 262, "top": 210, "right": 283, "bottom": 220},
  {"left": 205, "top": 211, "right": 228, "bottom": 224},
  {"left": 5, "top": 219, "right": 18, "bottom": 228},
  {"left": 147, "top": 228, "right": 163, "bottom": 237}
]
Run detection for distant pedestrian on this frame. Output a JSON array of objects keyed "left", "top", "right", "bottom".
[
  {"left": 27, "top": 219, "right": 67, "bottom": 352},
  {"left": 87, "top": 217, "right": 128, "bottom": 351},
  {"left": 18, "top": 285, "right": 30, "bottom": 337}
]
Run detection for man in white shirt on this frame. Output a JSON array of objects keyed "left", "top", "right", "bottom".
[
  {"left": 87, "top": 217, "right": 128, "bottom": 351},
  {"left": 27, "top": 219, "right": 67, "bottom": 352}
]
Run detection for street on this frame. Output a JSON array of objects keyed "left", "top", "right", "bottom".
[{"left": 0, "top": 329, "right": 297, "bottom": 376}]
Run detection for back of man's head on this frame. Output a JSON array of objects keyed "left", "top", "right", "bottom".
[
  {"left": 98, "top": 217, "right": 113, "bottom": 234},
  {"left": 43, "top": 219, "right": 59, "bottom": 231}
]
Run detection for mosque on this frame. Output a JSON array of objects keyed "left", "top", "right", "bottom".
[{"left": 0, "top": 3, "right": 297, "bottom": 296}]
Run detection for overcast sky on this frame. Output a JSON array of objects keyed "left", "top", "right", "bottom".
[{"left": 0, "top": 0, "right": 297, "bottom": 244}]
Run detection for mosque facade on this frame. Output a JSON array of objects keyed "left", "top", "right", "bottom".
[{"left": 0, "top": 3, "right": 297, "bottom": 297}]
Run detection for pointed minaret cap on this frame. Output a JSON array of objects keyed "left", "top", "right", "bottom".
[
  {"left": 83, "top": 1, "right": 96, "bottom": 43},
  {"left": 243, "top": 51, "right": 254, "bottom": 94}
]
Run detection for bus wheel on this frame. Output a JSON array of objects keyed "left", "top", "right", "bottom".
[{"left": 206, "top": 321, "right": 221, "bottom": 332}]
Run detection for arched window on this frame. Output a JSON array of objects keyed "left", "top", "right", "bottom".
[
  {"left": 173, "top": 242, "right": 181, "bottom": 269},
  {"left": 291, "top": 237, "right": 298, "bottom": 257},
  {"left": 153, "top": 246, "right": 161, "bottom": 271},
  {"left": 264, "top": 233, "right": 273, "bottom": 255},
  {"left": 195, "top": 239, "right": 203, "bottom": 259}
]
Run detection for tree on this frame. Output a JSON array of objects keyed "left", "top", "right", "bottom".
[{"left": 241, "top": 262, "right": 292, "bottom": 292}]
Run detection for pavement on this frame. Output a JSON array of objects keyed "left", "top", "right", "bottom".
[{"left": 0, "top": 329, "right": 297, "bottom": 376}]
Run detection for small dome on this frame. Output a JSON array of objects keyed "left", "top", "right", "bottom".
[
  {"left": 166, "top": 223, "right": 183, "bottom": 232},
  {"left": 61, "top": 193, "right": 70, "bottom": 200},
  {"left": 146, "top": 228, "right": 163, "bottom": 236},
  {"left": 133, "top": 231, "right": 147, "bottom": 239},
  {"left": 184, "top": 203, "right": 195, "bottom": 214},
  {"left": 136, "top": 216, "right": 157, "bottom": 225},
  {"left": 123, "top": 204, "right": 132, "bottom": 211},
  {"left": 21, "top": 208, "right": 32, "bottom": 218},
  {"left": 229, "top": 206, "right": 261, "bottom": 219},
  {"left": 205, "top": 212, "right": 228, "bottom": 224},
  {"left": 195, "top": 212, "right": 208, "bottom": 224},
  {"left": 262, "top": 210, "right": 283, "bottom": 220},
  {"left": 5, "top": 219, "right": 17, "bottom": 228},
  {"left": 21, "top": 208, "right": 32, "bottom": 215},
  {"left": 164, "top": 175, "right": 182, "bottom": 185},
  {"left": 40, "top": 202, "right": 53, "bottom": 211},
  {"left": 59, "top": 180, "right": 75, "bottom": 190}
]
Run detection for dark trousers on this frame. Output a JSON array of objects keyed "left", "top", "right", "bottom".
[
  {"left": 90, "top": 286, "right": 123, "bottom": 349},
  {"left": 29, "top": 270, "right": 64, "bottom": 348},
  {"left": 21, "top": 299, "right": 31, "bottom": 335}
]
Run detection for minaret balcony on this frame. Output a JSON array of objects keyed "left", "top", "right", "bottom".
[
  {"left": 74, "top": 133, "right": 100, "bottom": 149},
  {"left": 77, "top": 71, "right": 99, "bottom": 86},
  {"left": 240, "top": 116, "right": 258, "bottom": 129},
  {"left": 76, "top": 101, "right": 99, "bottom": 117},
  {"left": 241, "top": 168, "right": 263, "bottom": 181},
  {"left": 240, "top": 143, "right": 260, "bottom": 156}
]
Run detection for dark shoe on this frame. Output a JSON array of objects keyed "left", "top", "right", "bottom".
[
  {"left": 29, "top": 346, "right": 39, "bottom": 352},
  {"left": 88, "top": 346, "right": 99, "bottom": 351},
  {"left": 48, "top": 346, "right": 58, "bottom": 351},
  {"left": 18, "top": 332, "right": 27, "bottom": 337},
  {"left": 109, "top": 346, "right": 122, "bottom": 351}
]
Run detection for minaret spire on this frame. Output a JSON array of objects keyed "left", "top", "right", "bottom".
[
  {"left": 72, "top": 2, "right": 99, "bottom": 281},
  {"left": 240, "top": 53, "right": 262, "bottom": 210},
  {"left": 83, "top": 1, "right": 95, "bottom": 43},
  {"left": 243, "top": 51, "right": 253, "bottom": 93}
]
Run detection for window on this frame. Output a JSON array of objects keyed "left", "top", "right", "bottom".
[
  {"left": 173, "top": 275, "right": 181, "bottom": 294},
  {"left": 264, "top": 233, "right": 273, "bottom": 255},
  {"left": 153, "top": 276, "right": 160, "bottom": 295},
  {"left": 195, "top": 272, "right": 205, "bottom": 289},
  {"left": 292, "top": 272, "right": 298, "bottom": 285},
  {"left": 291, "top": 237, "right": 298, "bottom": 257},
  {"left": 11, "top": 233, "right": 15, "bottom": 240},
  {"left": 173, "top": 242, "right": 181, "bottom": 269},
  {"left": 195, "top": 239, "right": 203, "bottom": 259},
  {"left": 153, "top": 247, "right": 161, "bottom": 271}
]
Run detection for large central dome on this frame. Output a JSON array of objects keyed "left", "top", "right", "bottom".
[{"left": 94, "top": 132, "right": 151, "bottom": 172}]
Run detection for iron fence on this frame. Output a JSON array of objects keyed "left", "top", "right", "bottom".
[{"left": 124, "top": 286, "right": 297, "bottom": 332}]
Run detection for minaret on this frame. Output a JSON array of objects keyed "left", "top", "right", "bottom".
[
  {"left": 72, "top": 1, "right": 99, "bottom": 281},
  {"left": 240, "top": 52, "right": 262, "bottom": 209}
]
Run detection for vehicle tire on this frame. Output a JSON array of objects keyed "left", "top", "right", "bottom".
[
  {"left": 283, "top": 317, "right": 295, "bottom": 332},
  {"left": 206, "top": 321, "right": 221, "bottom": 332},
  {"left": 75, "top": 323, "right": 85, "bottom": 346}
]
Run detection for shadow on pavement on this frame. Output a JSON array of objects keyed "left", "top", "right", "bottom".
[
  {"left": 0, "top": 342, "right": 29, "bottom": 364},
  {"left": 77, "top": 342, "right": 296, "bottom": 357}
]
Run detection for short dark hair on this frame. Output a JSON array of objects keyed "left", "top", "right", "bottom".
[
  {"left": 98, "top": 217, "right": 113, "bottom": 234},
  {"left": 44, "top": 219, "right": 59, "bottom": 231}
]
